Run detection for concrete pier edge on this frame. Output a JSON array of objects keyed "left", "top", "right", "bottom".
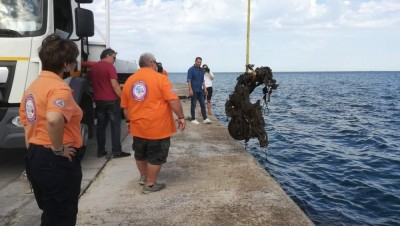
[{"left": 75, "top": 83, "right": 314, "bottom": 226}]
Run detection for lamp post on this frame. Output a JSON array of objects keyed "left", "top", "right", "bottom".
[{"left": 105, "top": 0, "right": 110, "bottom": 48}]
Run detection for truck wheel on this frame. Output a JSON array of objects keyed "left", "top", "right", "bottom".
[
  {"left": 80, "top": 92, "right": 94, "bottom": 139},
  {"left": 79, "top": 123, "right": 88, "bottom": 159}
]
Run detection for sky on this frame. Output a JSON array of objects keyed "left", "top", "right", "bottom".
[{"left": 83, "top": 0, "right": 400, "bottom": 72}]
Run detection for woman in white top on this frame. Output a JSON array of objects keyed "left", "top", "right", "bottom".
[{"left": 202, "top": 64, "right": 214, "bottom": 115}]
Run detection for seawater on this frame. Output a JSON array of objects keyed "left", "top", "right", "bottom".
[{"left": 168, "top": 71, "right": 400, "bottom": 226}]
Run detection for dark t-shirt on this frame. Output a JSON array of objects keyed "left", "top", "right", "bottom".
[{"left": 88, "top": 61, "right": 119, "bottom": 101}]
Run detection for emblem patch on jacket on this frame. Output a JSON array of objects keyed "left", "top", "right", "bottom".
[
  {"left": 132, "top": 81, "right": 147, "bottom": 101},
  {"left": 25, "top": 94, "right": 36, "bottom": 124},
  {"left": 53, "top": 99, "right": 65, "bottom": 108}
]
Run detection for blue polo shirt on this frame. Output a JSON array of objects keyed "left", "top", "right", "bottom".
[{"left": 187, "top": 65, "right": 204, "bottom": 92}]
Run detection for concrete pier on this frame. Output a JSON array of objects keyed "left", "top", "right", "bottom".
[{"left": 76, "top": 83, "right": 314, "bottom": 226}]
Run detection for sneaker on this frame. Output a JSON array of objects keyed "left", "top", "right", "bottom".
[
  {"left": 190, "top": 119, "right": 200, "bottom": 125},
  {"left": 139, "top": 175, "right": 146, "bottom": 185},
  {"left": 203, "top": 118, "right": 212, "bottom": 124},
  {"left": 97, "top": 151, "right": 107, "bottom": 158},
  {"left": 113, "top": 151, "right": 131, "bottom": 158},
  {"left": 142, "top": 183, "right": 166, "bottom": 194}
]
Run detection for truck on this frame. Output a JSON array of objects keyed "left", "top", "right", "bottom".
[{"left": 0, "top": 0, "right": 136, "bottom": 149}]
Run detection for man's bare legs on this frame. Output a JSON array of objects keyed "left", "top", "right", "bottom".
[
  {"left": 146, "top": 163, "right": 161, "bottom": 186},
  {"left": 136, "top": 159, "right": 161, "bottom": 186},
  {"left": 136, "top": 159, "right": 147, "bottom": 178}
]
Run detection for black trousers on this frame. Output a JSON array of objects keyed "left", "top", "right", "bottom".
[{"left": 25, "top": 144, "right": 82, "bottom": 226}]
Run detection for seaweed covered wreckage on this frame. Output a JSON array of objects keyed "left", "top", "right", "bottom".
[{"left": 225, "top": 65, "right": 278, "bottom": 147}]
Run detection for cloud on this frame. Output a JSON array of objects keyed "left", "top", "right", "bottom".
[{"left": 83, "top": 0, "right": 400, "bottom": 72}]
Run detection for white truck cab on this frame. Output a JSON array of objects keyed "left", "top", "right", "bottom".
[{"left": 0, "top": 0, "right": 95, "bottom": 149}]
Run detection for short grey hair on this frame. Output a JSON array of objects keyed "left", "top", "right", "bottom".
[{"left": 139, "top": 53, "right": 156, "bottom": 67}]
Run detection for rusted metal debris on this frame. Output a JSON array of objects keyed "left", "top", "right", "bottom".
[{"left": 225, "top": 65, "right": 278, "bottom": 147}]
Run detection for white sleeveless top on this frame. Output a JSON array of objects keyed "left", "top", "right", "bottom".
[{"left": 204, "top": 72, "right": 214, "bottom": 88}]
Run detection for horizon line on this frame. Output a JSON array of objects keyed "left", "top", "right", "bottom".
[{"left": 167, "top": 70, "right": 400, "bottom": 73}]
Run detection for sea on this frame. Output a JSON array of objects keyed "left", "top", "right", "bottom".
[{"left": 167, "top": 71, "right": 400, "bottom": 226}]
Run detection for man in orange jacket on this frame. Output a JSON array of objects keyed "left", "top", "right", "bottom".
[{"left": 121, "top": 53, "right": 185, "bottom": 194}]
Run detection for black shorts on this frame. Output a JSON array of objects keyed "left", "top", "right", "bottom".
[
  {"left": 206, "top": 87, "right": 213, "bottom": 101},
  {"left": 132, "top": 137, "right": 170, "bottom": 165}
]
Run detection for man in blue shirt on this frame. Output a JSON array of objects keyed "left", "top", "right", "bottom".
[{"left": 187, "top": 57, "right": 211, "bottom": 124}]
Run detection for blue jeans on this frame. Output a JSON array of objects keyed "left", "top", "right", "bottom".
[
  {"left": 95, "top": 100, "right": 121, "bottom": 154},
  {"left": 191, "top": 91, "right": 207, "bottom": 120}
]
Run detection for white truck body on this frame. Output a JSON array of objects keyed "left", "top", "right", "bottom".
[{"left": 0, "top": 0, "right": 136, "bottom": 149}]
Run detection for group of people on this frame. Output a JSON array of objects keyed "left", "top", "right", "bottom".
[
  {"left": 18, "top": 34, "right": 186, "bottom": 225},
  {"left": 18, "top": 32, "right": 217, "bottom": 225}
]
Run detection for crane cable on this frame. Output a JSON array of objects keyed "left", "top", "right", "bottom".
[{"left": 245, "top": 0, "right": 251, "bottom": 73}]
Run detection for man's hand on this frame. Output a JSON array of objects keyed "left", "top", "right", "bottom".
[
  {"left": 176, "top": 118, "right": 186, "bottom": 131},
  {"left": 188, "top": 82, "right": 193, "bottom": 96}
]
